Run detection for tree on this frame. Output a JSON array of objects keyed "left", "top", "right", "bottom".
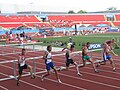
[
  {"left": 77, "top": 10, "right": 87, "bottom": 13},
  {"left": 68, "top": 10, "right": 75, "bottom": 14},
  {"left": 107, "top": 7, "right": 117, "bottom": 11}
]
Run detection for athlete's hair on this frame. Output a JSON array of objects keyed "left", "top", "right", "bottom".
[
  {"left": 47, "top": 45, "right": 51, "bottom": 50},
  {"left": 86, "top": 42, "right": 90, "bottom": 45},
  {"left": 22, "top": 48, "right": 25, "bottom": 51},
  {"left": 70, "top": 45, "right": 74, "bottom": 49}
]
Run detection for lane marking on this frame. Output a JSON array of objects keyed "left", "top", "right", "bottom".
[
  {"left": 36, "top": 75, "right": 87, "bottom": 90},
  {"left": 20, "top": 80, "right": 47, "bottom": 90},
  {"left": 0, "top": 85, "right": 8, "bottom": 90}
]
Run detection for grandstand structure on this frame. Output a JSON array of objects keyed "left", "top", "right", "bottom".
[{"left": 0, "top": 13, "right": 120, "bottom": 29}]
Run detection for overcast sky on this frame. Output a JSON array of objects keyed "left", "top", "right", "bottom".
[{"left": 0, "top": 0, "right": 120, "bottom": 12}]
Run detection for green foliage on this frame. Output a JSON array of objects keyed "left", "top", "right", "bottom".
[
  {"left": 77, "top": 10, "right": 87, "bottom": 13},
  {"left": 68, "top": 10, "right": 75, "bottom": 14}
]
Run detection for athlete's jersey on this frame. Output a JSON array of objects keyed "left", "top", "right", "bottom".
[
  {"left": 46, "top": 51, "right": 52, "bottom": 64},
  {"left": 67, "top": 43, "right": 73, "bottom": 49},
  {"left": 82, "top": 46, "right": 88, "bottom": 56},
  {"left": 19, "top": 55, "right": 26, "bottom": 66},
  {"left": 65, "top": 49, "right": 72, "bottom": 60},
  {"left": 103, "top": 44, "right": 111, "bottom": 55}
]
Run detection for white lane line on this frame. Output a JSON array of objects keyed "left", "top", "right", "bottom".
[
  {"left": 32, "top": 57, "right": 120, "bottom": 80},
  {"left": 0, "top": 65, "right": 87, "bottom": 90},
  {"left": 0, "top": 66, "right": 47, "bottom": 90},
  {"left": 34, "top": 60, "right": 120, "bottom": 81},
  {"left": 36, "top": 67, "right": 120, "bottom": 89},
  {"left": 1, "top": 54, "right": 120, "bottom": 89},
  {"left": 0, "top": 72, "right": 9, "bottom": 77},
  {"left": 0, "top": 85, "right": 8, "bottom": 90},
  {"left": 20, "top": 80, "right": 47, "bottom": 90},
  {"left": 70, "top": 69, "right": 120, "bottom": 81},
  {"left": 36, "top": 75, "right": 87, "bottom": 90},
  {"left": 34, "top": 62, "right": 120, "bottom": 89},
  {"left": 59, "top": 72, "right": 120, "bottom": 89}
]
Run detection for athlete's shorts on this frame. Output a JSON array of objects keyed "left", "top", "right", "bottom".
[
  {"left": 66, "top": 59, "right": 74, "bottom": 67},
  {"left": 83, "top": 56, "right": 90, "bottom": 61},
  {"left": 18, "top": 64, "right": 28, "bottom": 75},
  {"left": 46, "top": 62, "right": 54, "bottom": 71},
  {"left": 103, "top": 54, "right": 112, "bottom": 62}
]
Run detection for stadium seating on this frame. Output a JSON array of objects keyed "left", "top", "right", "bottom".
[
  {"left": 48, "top": 15, "right": 105, "bottom": 21},
  {"left": 81, "top": 21, "right": 111, "bottom": 26},
  {"left": 25, "top": 22, "right": 51, "bottom": 28},
  {"left": 0, "top": 14, "right": 120, "bottom": 29},
  {"left": 0, "top": 23, "right": 23, "bottom": 28},
  {"left": 48, "top": 15, "right": 106, "bottom": 27},
  {"left": 113, "top": 21, "right": 120, "bottom": 27},
  {"left": 0, "top": 15, "right": 40, "bottom": 22},
  {"left": 115, "top": 14, "right": 120, "bottom": 21}
]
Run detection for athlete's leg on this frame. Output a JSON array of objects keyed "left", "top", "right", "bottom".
[
  {"left": 66, "top": 62, "right": 70, "bottom": 71},
  {"left": 89, "top": 58, "right": 99, "bottom": 72},
  {"left": 73, "top": 62, "right": 82, "bottom": 76},
  {"left": 109, "top": 58, "right": 116, "bottom": 71},
  {"left": 53, "top": 67, "right": 61, "bottom": 83},
  {"left": 41, "top": 63, "right": 51, "bottom": 81},
  {"left": 80, "top": 58, "right": 86, "bottom": 67},
  {"left": 27, "top": 65, "right": 35, "bottom": 79},
  {"left": 17, "top": 74, "right": 21, "bottom": 86},
  {"left": 17, "top": 65, "right": 22, "bottom": 86}
]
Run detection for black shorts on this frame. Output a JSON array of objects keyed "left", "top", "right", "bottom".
[
  {"left": 66, "top": 59, "right": 74, "bottom": 67},
  {"left": 18, "top": 64, "right": 28, "bottom": 75}
]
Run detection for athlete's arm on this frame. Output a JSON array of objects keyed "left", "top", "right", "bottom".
[
  {"left": 110, "top": 50, "right": 118, "bottom": 56},
  {"left": 43, "top": 51, "right": 48, "bottom": 60},
  {"left": 114, "top": 41, "right": 120, "bottom": 48},
  {"left": 62, "top": 47, "right": 67, "bottom": 52},
  {"left": 107, "top": 48, "right": 118, "bottom": 56},
  {"left": 18, "top": 55, "right": 20, "bottom": 64}
]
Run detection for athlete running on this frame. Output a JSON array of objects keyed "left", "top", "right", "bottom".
[
  {"left": 41, "top": 45, "right": 61, "bottom": 83},
  {"left": 82, "top": 42, "right": 99, "bottom": 73},
  {"left": 65, "top": 45, "right": 82, "bottom": 76},
  {"left": 97, "top": 42, "right": 118, "bottom": 71},
  {"left": 17, "top": 48, "right": 35, "bottom": 86}
]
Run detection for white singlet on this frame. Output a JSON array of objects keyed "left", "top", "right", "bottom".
[{"left": 46, "top": 51, "right": 52, "bottom": 64}]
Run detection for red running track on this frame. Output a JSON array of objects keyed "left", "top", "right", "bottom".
[{"left": 0, "top": 48, "right": 120, "bottom": 90}]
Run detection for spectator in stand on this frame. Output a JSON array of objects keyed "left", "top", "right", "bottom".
[
  {"left": 23, "top": 31, "right": 25, "bottom": 39},
  {"left": 20, "top": 32, "right": 24, "bottom": 45}
]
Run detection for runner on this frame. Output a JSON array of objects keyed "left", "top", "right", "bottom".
[
  {"left": 41, "top": 45, "right": 61, "bottom": 83},
  {"left": 62, "top": 37, "right": 73, "bottom": 51},
  {"left": 17, "top": 48, "right": 35, "bottom": 86},
  {"left": 82, "top": 42, "right": 99, "bottom": 73},
  {"left": 106, "top": 39, "right": 120, "bottom": 49},
  {"left": 97, "top": 43, "right": 118, "bottom": 71},
  {"left": 65, "top": 45, "right": 82, "bottom": 76}
]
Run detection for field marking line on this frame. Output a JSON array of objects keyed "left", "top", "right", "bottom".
[
  {"left": 20, "top": 80, "right": 47, "bottom": 90},
  {"left": 0, "top": 66, "right": 47, "bottom": 90},
  {"left": 36, "top": 75, "right": 87, "bottom": 90},
  {"left": 59, "top": 72, "right": 120, "bottom": 89},
  {"left": 0, "top": 64, "right": 86, "bottom": 90},
  {"left": 1, "top": 58, "right": 118, "bottom": 88},
  {"left": 30, "top": 63, "right": 120, "bottom": 89},
  {"left": 0, "top": 63, "right": 47, "bottom": 82},
  {"left": 0, "top": 85, "right": 8, "bottom": 90},
  {"left": 71, "top": 68, "right": 120, "bottom": 81}
]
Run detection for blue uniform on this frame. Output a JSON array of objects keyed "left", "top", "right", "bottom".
[
  {"left": 103, "top": 53, "right": 112, "bottom": 62},
  {"left": 45, "top": 51, "right": 54, "bottom": 71}
]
